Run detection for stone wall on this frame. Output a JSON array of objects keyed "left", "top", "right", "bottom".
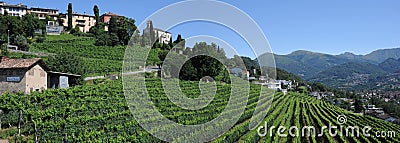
[{"left": 0, "top": 69, "right": 27, "bottom": 94}]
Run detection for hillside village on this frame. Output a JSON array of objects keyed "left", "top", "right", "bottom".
[{"left": 0, "top": 1, "right": 398, "bottom": 142}]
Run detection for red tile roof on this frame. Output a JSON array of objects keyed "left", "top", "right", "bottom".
[
  {"left": 0, "top": 57, "right": 42, "bottom": 69},
  {"left": 102, "top": 12, "right": 121, "bottom": 17}
]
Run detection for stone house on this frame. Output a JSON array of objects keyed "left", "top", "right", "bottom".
[
  {"left": 0, "top": 57, "right": 80, "bottom": 94},
  {"left": 0, "top": 57, "right": 48, "bottom": 94}
]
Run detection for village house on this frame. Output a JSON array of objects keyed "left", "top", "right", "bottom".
[
  {"left": 60, "top": 12, "right": 96, "bottom": 33},
  {"left": 229, "top": 67, "right": 250, "bottom": 80},
  {"left": 142, "top": 20, "right": 172, "bottom": 44},
  {"left": 0, "top": 57, "right": 80, "bottom": 94},
  {"left": 27, "top": 7, "right": 58, "bottom": 20},
  {"left": 0, "top": 1, "right": 27, "bottom": 17},
  {"left": 100, "top": 12, "right": 123, "bottom": 31}
]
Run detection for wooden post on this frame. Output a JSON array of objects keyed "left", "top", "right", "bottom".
[
  {"left": 18, "top": 110, "right": 22, "bottom": 137},
  {"left": 0, "top": 109, "right": 3, "bottom": 130},
  {"left": 34, "top": 121, "right": 38, "bottom": 143}
]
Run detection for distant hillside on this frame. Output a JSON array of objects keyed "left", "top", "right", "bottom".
[
  {"left": 258, "top": 47, "right": 400, "bottom": 80},
  {"left": 363, "top": 48, "right": 400, "bottom": 63},
  {"left": 309, "top": 62, "right": 387, "bottom": 89},
  {"left": 259, "top": 50, "right": 352, "bottom": 79},
  {"left": 379, "top": 58, "right": 400, "bottom": 73},
  {"left": 276, "top": 68, "right": 305, "bottom": 82}
]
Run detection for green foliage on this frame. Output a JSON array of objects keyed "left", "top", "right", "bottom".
[
  {"left": 14, "top": 35, "right": 29, "bottom": 50},
  {"left": 0, "top": 44, "right": 8, "bottom": 56},
  {"left": 67, "top": 3, "right": 73, "bottom": 30},
  {"left": 69, "top": 26, "right": 82, "bottom": 36},
  {"left": 46, "top": 50, "right": 85, "bottom": 75},
  {"left": 146, "top": 48, "right": 161, "bottom": 66},
  {"left": 179, "top": 60, "right": 198, "bottom": 81},
  {"left": 0, "top": 13, "right": 45, "bottom": 45},
  {"left": 0, "top": 80, "right": 398, "bottom": 142},
  {"left": 93, "top": 5, "right": 100, "bottom": 27},
  {"left": 94, "top": 32, "right": 119, "bottom": 46},
  {"left": 173, "top": 34, "right": 185, "bottom": 48},
  {"left": 94, "top": 16, "right": 136, "bottom": 46},
  {"left": 354, "top": 99, "right": 364, "bottom": 113},
  {"left": 309, "top": 82, "right": 328, "bottom": 92},
  {"left": 35, "top": 36, "right": 46, "bottom": 43},
  {"left": 108, "top": 16, "right": 118, "bottom": 34},
  {"left": 21, "top": 14, "right": 45, "bottom": 37},
  {"left": 30, "top": 34, "right": 129, "bottom": 75}
]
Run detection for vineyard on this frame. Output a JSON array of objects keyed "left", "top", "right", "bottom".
[
  {"left": 30, "top": 35, "right": 125, "bottom": 75},
  {"left": 0, "top": 79, "right": 398, "bottom": 142}
]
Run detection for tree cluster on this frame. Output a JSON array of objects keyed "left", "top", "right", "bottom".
[
  {"left": 89, "top": 5, "right": 137, "bottom": 46},
  {"left": 0, "top": 13, "right": 47, "bottom": 50}
]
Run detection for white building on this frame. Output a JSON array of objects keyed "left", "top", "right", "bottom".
[
  {"left": 60, "top": 12, "right": 96, "bottom": 33},
  {"left": 266, "top": 80, "right": 282, "bottom": 91},
  {"left": 27, "top": 7, "right": 59, "bottom": 20},
  {"left": 143, "top": 20, "right": 172, "bottom": 44},
  {"left": 0, "top": 2, "right": 27, "bottom": 17}
]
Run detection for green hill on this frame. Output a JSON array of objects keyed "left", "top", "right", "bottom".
[
  {"left": 29, "top": 34, "right": 126, "bottom": 76},
  {"left": 379, "top": 58, "right": 400, "bottom": 73},
  {"left": 309, "top": 62, "right": 387, "bottom": 89}
]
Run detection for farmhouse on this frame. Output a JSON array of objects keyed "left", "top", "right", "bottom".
[{"left": 0, "top": 57, "right": 80, "bottom": 94}]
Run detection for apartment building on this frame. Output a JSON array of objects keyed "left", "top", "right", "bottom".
[
  {"left": 27, "top": 7, "right": 59, "bottom": 20},
  {"left": 0, "top": 1, "right": 27, "bottom": 17},
  {"left": 60, "top": 12, "right": 96, "bottom": 33}
]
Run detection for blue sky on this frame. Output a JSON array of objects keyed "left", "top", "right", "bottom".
[{"left": 8, "top": 0, "right": 400, "bottom": 58}]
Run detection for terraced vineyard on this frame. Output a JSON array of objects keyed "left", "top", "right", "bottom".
[
  {"left": 0, "top": 79, "right": 398, "bottom": 142},
  {"left": 30, "top": 35, "right": 125, "bottom": 75}
]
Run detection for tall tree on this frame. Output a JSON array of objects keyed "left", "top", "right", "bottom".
[
  {"left": 148, "top": 20, "right": 155, "bottom": 45},
  {"left": 173, "top": 34, "right": 185, "bottom": 48},
  {"left": 22, "top": 14, "right": 44, "bottom": 37},
  {"left": 354, "top": 99, "right": 364, "bottom": 113},
  {"left": 93, "top": 5, "right": 100, "bottom": 27},
  {"left": 168, "top": 37, "right": 173, "bottom": 49},
  {"left": 108, "top": 16, "right": 118, "bottom": 34},
  {"left": 67, "top": 3, "right": 73, "bottom": 30}
]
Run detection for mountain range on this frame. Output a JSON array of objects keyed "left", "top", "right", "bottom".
[{"left": 258, "top": 47, "right": 400, "bottom": 90}]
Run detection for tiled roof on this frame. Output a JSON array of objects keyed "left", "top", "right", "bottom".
[
  {"left": 0, "top": 57, "right": 42, "bottom": 69},
  {"left": 103, "top": 12, "right": 120, "bottom": 16}
]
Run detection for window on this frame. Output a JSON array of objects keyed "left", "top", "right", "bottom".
[
  {"left": 28, "top": 70, "right": 34, "bottom": 76},
  {"left": 40, "top": 71, "right": 45, "bottom": 77}
]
